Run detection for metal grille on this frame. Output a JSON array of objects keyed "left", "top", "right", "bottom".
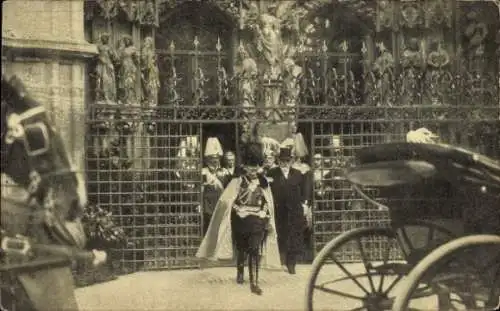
[
  {"left": 86, "top": 110, "right": 203, "bottom": 271},
  {"left": 310, "top": 121, "right": 390, "bottom": 258}
]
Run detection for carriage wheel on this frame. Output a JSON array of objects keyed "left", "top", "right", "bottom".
[
  {"left": 392, "top": 234, "right": 500, "bottom": 311},
  {"left": 305, "top": 223, "right": 456, "bottom": 311}
]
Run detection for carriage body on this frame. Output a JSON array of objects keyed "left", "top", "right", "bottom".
[
  {"left": 306, "top": 142, "right": 500, "bottom": 311},
  {"left": 349, "top": 142, "right": 500, "bottom": 237}
]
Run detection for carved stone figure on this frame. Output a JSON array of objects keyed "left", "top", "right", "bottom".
[
  {"left": 96, "top": 33, "right": 118, "bottom": 103},
  {"left": 138, "top": 0, "right": 157, "bottom": 26},
  {"left": 427, "top": 41, "right": 450, "bottom": 69},
  {"left": 118, "top": 36, "right": 139, "bottom": 105},
  {"left": 401, "top": 38, "right": 423, "bottom": 69},
  {"left": 119, "top": 0, "right": 137, "bottom": 22},
  {"left": 237, "top": 46, "right": 258, "bottom": 119},
  {"left": 373, "top": 43, "right": 395, "bottom": 107},
  {"left": 464, "top": 11, "right": 488, "bottom": 57},
  {"left": 377, "top": 0, "right": 394, "bottom": 31},
  {"left": 373, "top": 43, "right": 395, "bottom": 75},
  {"left": 425, "top": 41, "right": 451, "bottom": 108},
  {"left": 281, "top": 58, "right": 302, "bottom": 118},
  {"left": 399, "top": 38, "right": 423, "bottom": 106},
  {"left": 257, "top": 13, "right": 283, "bottom": 79},
  {"left": 97, "top": 0, "right": 119, "bottom": 20},
  {"left": 400, "top": 2, "right": 422, "bottom": 29},
  {"left": 141, "top": 36, "right": 160, "bottom": 108}
]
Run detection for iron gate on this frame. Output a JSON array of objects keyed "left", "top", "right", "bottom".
[
  {"left": 86, "top": 115, "right": 204, "bottom": 271},
  {"left": 84, "top": 0, "right": 500, "bottom": 271}
]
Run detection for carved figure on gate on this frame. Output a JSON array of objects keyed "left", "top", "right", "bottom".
[
  {"left": 96, "top": 33, "right": 118, "bottom": 103},
  {"left": 257, "top": 13, "right": 283, "bottom": 79},
  {"left": 281, "top": 58, "right": 302, "bottom": 110},
  {"left": 373, "top": 42, "right": 395, "bottom": 107},
  {"left": 137, "top": 0, "right": 157, "bottom": 25},
  {"left": 427, "top": 41, "right": 450, "bottom": 69},
  {"left": 118, "top": 36, "right": 139, "bottom": 105},
  {"left": 237, "top": 45, "right": 258, "bottom": 118},
  {"left": 141, "top": 36, "right": 160, "bottom": 108},
  {"left": 464, "top": 10, "right": 488, "bottom": 57},
  {"left": 401, "top": 38, "right": 423, "bottom": 69},
  {"left": 239, "top": 2, "right": 306, "bottom": 121},
  {"left": 400, "top": 38, "right": 423, "bottom": 105}
]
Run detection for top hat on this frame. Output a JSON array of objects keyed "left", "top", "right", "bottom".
[{"left": 278, "top": 147, "right": 293, "bottom": 160}]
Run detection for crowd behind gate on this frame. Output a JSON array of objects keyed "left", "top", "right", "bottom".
[{"left": 195, "top": 132, "right": 351, "bottom": 266}]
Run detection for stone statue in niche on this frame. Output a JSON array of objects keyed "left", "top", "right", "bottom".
[
  {"left": 119, "top": 0, "right": 137, "bottom": 22},
  {"left": 373, "top": 42, "right": 395, "bottom": 107},
  {"left": 237, "top": 45, "right": 258, "bottom": 118},
  {"left": 117, "top": 35, "right": 139, "bottom": 105},
  {"left": 95, "top": 33, "right": 118, "bottom": 103},
  {"left": 137, "top": 0, "right": 157, "bottom": 25},
  {"left": 377, "top": 0, "right": 394, "bottom": 31},
  {"left": 426, "top": 40, "right": 451, "bottom": 108},
  {"left": 464, "top": 10, "right": 488, "bottom": 57},
  {"left": 281, "top": 58, "right": 302, "bottom": 112},
  {"left": 96, "top": 0, "right": 119, "bottom": 20},
  {"left": 401, "top": 38, "right": 424, "bottom": 69},
  {"left": 140, "top": 36, "right": 160, "bottom": 108},
  {"left": 400, "top": 38, "right": 423, "bottom": 106},
  {"left": 257, "top": 13, "right": 283, "bottom": 79}
]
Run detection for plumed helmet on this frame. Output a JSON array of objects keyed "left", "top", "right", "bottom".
[{"left": 241, "top": 142, "right": 264, "bottom": 167}]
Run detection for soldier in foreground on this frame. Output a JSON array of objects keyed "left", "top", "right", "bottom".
[{"left": 196, "top": 141, "right": 281, "bottom": 295}]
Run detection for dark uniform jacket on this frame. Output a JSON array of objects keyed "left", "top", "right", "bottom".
[{"left": 267, "top": 167, "right": 307, "bottom": 255}]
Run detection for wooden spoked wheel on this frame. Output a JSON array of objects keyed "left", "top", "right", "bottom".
[
  {"left": 305, "top": 222, "right": 456, "bottom": 311},
  {"left": 392, "top": 234, "right": 500, "bottom": 311}
]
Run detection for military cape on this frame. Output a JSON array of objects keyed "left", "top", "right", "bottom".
[{"left": 196, "top": 177, "right": 281, "bottom": 269}]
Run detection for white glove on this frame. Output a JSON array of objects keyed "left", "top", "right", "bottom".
[
  {"left": 302, "top": 202, "right": 309, "bottom": 216},
  {"left": 92, "top": 249, "right": 107, "bottom": 266}
]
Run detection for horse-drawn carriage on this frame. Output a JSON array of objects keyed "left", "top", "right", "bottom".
[{"left": 306, "top": 142, "right": 500, "bottom": 311}]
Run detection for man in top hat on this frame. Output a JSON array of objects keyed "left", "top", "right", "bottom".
[
  {"left": 266, "top": 147, "right": 308, "bottom": 274},
  {"left": 202, "top": 137, "right": 227, "bottom": 235}
]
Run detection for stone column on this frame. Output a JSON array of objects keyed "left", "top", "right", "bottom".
[{"left": 2, "top": 0, "right": 97, "bottom": 179}]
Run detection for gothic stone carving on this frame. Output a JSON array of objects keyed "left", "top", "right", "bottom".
[
  {"left": 117, "top": 35, "right": 139, "bottom": 106},
  {"left": 96, "top": 33, "right": 118, "bottom": 104},
  {"left": 140, "top": 37, "right": 160, "bottom": 108}
]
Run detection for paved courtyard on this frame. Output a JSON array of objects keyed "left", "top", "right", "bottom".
[
  {"left": 76, "top": 264, "right": 364, "bottom": 311},
  {"left": 75, "top": 263, "right": 445, "bottom": 311}
]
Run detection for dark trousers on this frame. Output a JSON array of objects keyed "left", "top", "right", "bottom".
[{"left": 203, "top": 212, "right": 212, "bottom": 236}]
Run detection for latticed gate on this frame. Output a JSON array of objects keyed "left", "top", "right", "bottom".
[{"left": 84, "top": 0, "right": 500, "bottom": 271}]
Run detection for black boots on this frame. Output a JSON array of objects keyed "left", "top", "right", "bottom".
[
  {"left": 236, "top": 265, "right": 244, "bottom": 284},
  {"left": 236, "top": 251, "right": 245, "bottom": 284},
  {"left": 236, "top": 251, "right": 263, "bottom": 295},
  {"left": 286, "top": 255, "right": 296, "bottom": 275},
  {"left": 249, "top": 254, "right": 262, "bottom": 295}
]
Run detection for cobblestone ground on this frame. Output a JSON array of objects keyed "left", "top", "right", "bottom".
[{"left": 76, "top": 264, "right": 365, "bottom": 311}]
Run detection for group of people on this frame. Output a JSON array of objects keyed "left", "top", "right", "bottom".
[{"left": 195, "top": 134, "right": 342, "bottom": 295}]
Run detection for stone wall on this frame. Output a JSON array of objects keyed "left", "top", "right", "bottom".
[{"left": 2, "top": 0, "right": 97, "bottom": 176}]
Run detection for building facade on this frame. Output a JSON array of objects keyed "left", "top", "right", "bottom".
[{"left": 3, "top": 0, "right": 500, "bottom": 272}]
